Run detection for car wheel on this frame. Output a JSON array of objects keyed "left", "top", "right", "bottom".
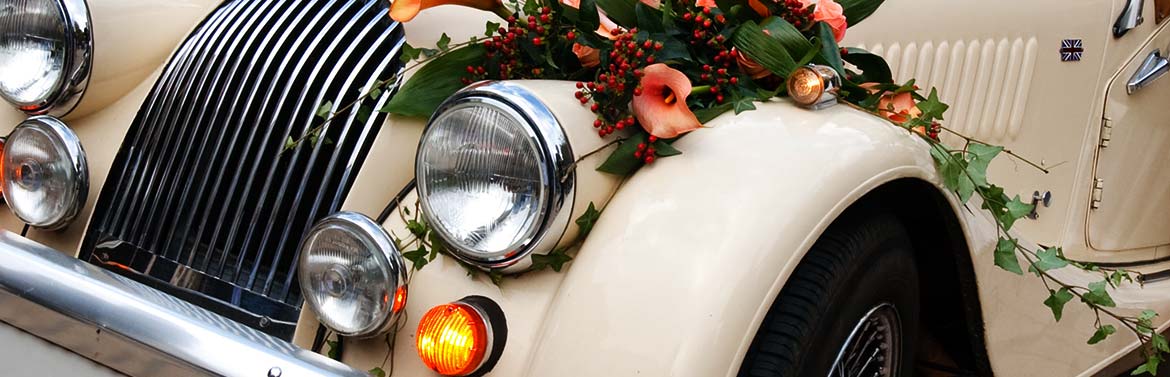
[{"left": 738, "top": 212, "right": 920, "bottom": 377}]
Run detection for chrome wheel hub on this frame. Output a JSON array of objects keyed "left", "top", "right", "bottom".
[{"left": 827, "top": 303, "right": 901, "bottom": 377}]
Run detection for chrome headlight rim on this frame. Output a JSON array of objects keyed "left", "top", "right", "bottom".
[
  {"left": 415, "top": 81, "right": 576, "bottom": 270},
  {"left": 297, "top": 211, "right": 408, "bottom": 338},
  {"left": 2, "top": 115, "right": 89, "bottom": 229},
  {"left": 0, "top": 0, "right": 93, "bottom": 117}
]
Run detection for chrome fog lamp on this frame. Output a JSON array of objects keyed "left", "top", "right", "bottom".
[
  {"left": 787, "top": 64, "right": 840, "bottom": 109},
  {"left": 298, "top": 212, "right": 408, "bottom": 338},
  {"left": 415, "top": 81, "right": 574, "bottom": 269},
  {"left": 2, "top": 116, "right": 87, "bottom": 229},
  {"left": 0, "top": 0, "right": 93, "bottom": 116}
]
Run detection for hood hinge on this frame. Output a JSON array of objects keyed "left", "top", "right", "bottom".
[
  {"left": 1100, "top": 117, "right": 1114, "bottom": 147},
  {"left": 1091, "top": 178, "right": 1105, "bottom": 209}
]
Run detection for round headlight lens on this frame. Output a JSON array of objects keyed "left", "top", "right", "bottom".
[
  {"left": 2, "top": 116, "right": 87, "bottom": 229},
  {"left": 416, "top": 99, "right": 549, "bottom": 263},
  {"left": 298, "top": 212, "right": 407, "bottom": 338},
  {"left": 0, "top": 0, "right": 91, "bottom": 115}
]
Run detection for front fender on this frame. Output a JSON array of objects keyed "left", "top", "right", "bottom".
[{"left": 526, "top": 100, "right": 939, "bottom": 376}]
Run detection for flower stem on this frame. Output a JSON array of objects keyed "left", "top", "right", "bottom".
[{"left": 691, "top": 85, "right": 710, "bottom": 95}]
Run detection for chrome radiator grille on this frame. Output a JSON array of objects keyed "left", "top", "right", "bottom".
[{"left": 80, "top": 0, "right": 404, "bottom": 339}]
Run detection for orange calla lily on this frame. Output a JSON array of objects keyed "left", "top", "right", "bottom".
[
  {"left": 389, "top": 0, "right": 506, "bottom": 22},
  {"left": 573, "top": 43, "right": 600, "bottom": 68},
  {"left": 860, "top": 83, "right": 922, "bottom": 123},
  {"left": 633, "top": 64, "right": 702, "bottom": 139},
  {"left": 747, "top": 0, "right": 770, "bottom": 17}
]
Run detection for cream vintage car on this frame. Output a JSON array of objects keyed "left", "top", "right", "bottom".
[{"left": 2, "top": 0, "right": 1170, "bottom": 376}]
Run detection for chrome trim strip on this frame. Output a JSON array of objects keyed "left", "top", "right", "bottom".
[
  {"left": 0, "top": 230, "right": 365, "bottom": 377},
  {"left": 417, "top": 81, "right": 576, "bottom": 271}
]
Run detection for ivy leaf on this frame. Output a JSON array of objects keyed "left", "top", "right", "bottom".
[
  {"left": 284, "top": 136, "right": 297, "bottom": 151},
  {"left": 326, "top": 340, "right": 340, "bottom": 359},
  {"left": 400, "top": 43, "right": 421, "bottom": 63},
  {"left": 406, "top": 219, "right": 427, "bottom": 237},
  {"left": 597, "top": 132, "right": 648, "bottom": 175},
  {"left": 382, "top": 45, "right": 485, "bottom": 118},
  {"left": 835, "top": 0, "right": 885, "bottom": 25},
  {"left": 369, "top": 367, "right": 386, "bottom": 377},
  {"left": 576, "top": 202, "right": 602, "bottom": 236},
  {"left": 694, "top": 103, "right": 734, "bottom": 123},
  {"left": 1043, "top": 287, "right": 1073, "bottom": 321},
  {"left": 917, "top": 88, "right": 948, "bottom": 121},
  {"left": 356, "top": 105, "right": 373, "bottom": 124},
  {"left": 531, "top": 251, "right": 573, "bottom": 272},
  {"left": 994, "top": 237, "right": 1023, "bottom": 275},
  {"left": 488, "top": 269, "right": 505, "bottom": 285},
  {"left": 403, "top": 246, "right": 429, "bottom": 270},
  {"left": 316, "top": 101, "right": 334, "bottom": 119},
  {"left": 437, "top": 33, "right": 452, "bottom": 51},
  {"left": 965, "top": 142, "right": 1001, "bottom": 187},
  {"left": 1082, "top": 281, "right": 1117, "bottom": 308},
  {"left": 1088, "top": 324, "right": 1116, "bottom": 345},
  {"left": 1132, "top": 354, "right": 1160, "bottom": 376},
  {"left": 368, "top": 87, "right": 383, "bottom": 100},
  {"left": 732, "top": 21, "right": 797, "bottom": 77},
  {"left": 484, "top": 21, "right": 501, "bottom": 37},
  {"left": 1029, "top": 247, "right": 1069, "bottom": 275},
  {"left": 1155, "top": 333, "right": 1170, "bottom": 353}
]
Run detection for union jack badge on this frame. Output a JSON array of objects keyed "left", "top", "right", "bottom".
[{"left": 1060, "top": 39, "right": 1084, "bottom": 62}]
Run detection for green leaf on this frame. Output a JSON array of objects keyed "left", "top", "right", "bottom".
[
  {"left": 437, "top": 33, "right": 452, "bottom": 51},
  {"left": 1088, "top": 324, "right": 1115, "bottom": 345},
  {"left": 1043, "top": 287, "right": 1073, "bottom": 321},
  {"left": 994, "top": 238, "right": 1023, "bottom": 275},
  {"left": 732, "top": 21, "right": 797, "bottom": 77},
  {"left": 356, "top": 105, "right": 373, "bottom": 124},
  {"left": 284, "top": 136, "right": 297, "bottom": 151},
  {"left": 694, "top": 103, "right": 734, "bottom": 123},
  {"left": 836, "top": 0, "right": 885, "bottom": 25},
  {"left": 316, "top": 101, "right": 334, "bottom": 119},
  {"left": 1029, "top": 247, "right": 1069, "bottom": 275},
  {"left": 369, "top": 367, "right": 386, "bottom": 377},
  {"left": 576, "top": 202, "right": 602, "bottom": 236},
  {"left": 400, "top": 43, "right": 421, "bottom": 63},
  {"left": 1082, "top": 281, "right": 1117, "bottom": 308},
  {"left": 813, "top": 22, "right": 845, "bottom": 78},
  {"left": 488, "top": 269, "right": 505, "bottom": 285},
  {"left": 577, "top": 0, "right": 601, "bottom": 34},
  {"left": 1155, "top": 333, "right": 1170, "bottom": 353},
  {"left": 406, "top": 219, "right": 427, "bottom": 237},
  {"left": 759, "top": 17, "right": 813, "bottom": 59},
  {"left": 651, "top": 140, "right": 682, "bottom": 157},
  {"left": 531, "top": 251, "right": 573, "bottom": 272},
  {"left": 597, "top": 132, "right": 648, "bottom": 175},
  {"left": 382, "top": 45, "right": 485, "bottom": 118},
  {"left": 595, "top": 0, "right": 636, "bottom": 26},
  {"left": 635, "top": 3, "right": 664, "bottom": 33},
  {"left": 842, "top": 47, "right": 892, "bottom": 84},
  {"left": 403, "top": 246, "right": 429, "bottom": 270},
  {"left": 1001, "top": 195, "right": 1033, "bottom": 230},
  {"left": 916, "top": 88, "right": 949, "bottom": 121},
  {"left": 368, "top": 87, "right": 383, "bottom": 100},
  {"left": 326, "top": 340, "right": 340, "bottom": 359},
  {"left": 964, "top": 142, "right": 1001, "bottom": 187},
  {"left": 484, "top": 21, "right": 501, "bottom": 37}
]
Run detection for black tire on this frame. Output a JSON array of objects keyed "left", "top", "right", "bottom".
[{"left": 738, "top": 212, "right": 920, "bottom": 377}]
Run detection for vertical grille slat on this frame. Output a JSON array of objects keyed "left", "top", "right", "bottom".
[{"left": 82, "top": 0, "right": 404, "bottom": 339}]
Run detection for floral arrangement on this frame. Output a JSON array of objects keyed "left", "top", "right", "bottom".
[{"left": 289, "top": 0, "right": 1170, "bottom": 372}]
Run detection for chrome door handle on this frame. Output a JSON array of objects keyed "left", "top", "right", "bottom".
[
  {"left": 1128, "top": 49, "right": 1169, "bottom": 94},
  {"left": 1115, "top": 0, "right": 1145, "bottom": 37}
]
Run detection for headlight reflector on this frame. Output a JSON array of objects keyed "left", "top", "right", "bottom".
[
  {"left": 0, "top": 0, "right": 92, "bottom": 115},
  {"left": 297, "top": 212, "right": 407, "bottom": 338},
  {"left": 415, "top": 82, "right": 574, "bottom": 269},
  {"left": 2, "top": 115, "right": 87, "bottom": 229}
]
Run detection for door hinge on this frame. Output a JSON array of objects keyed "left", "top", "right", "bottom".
[
  {"left": 1100, "top": 117, "right": 1113, "bottom": 147},
  {"left": 1092, "top": 178, "right": 1105, "bottom": 209}
]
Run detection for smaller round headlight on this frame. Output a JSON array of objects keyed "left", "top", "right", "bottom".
[
  {"left": 298, "top": 211, "right": 407, "bottom": 338},
  {"left": 2, "top": 115, "right": 88, "bottom": 229}
]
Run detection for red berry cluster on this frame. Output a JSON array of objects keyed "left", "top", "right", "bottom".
[
  {"left": 463, "top": 7, "right": 557, "bottom": 84},
  {"left": 681, "top": 8, "right": 734, "bottom": 103},
  {"left": 574, "top": 29, "right": 663, "bottom": 137},
  {"left": 633, "top": 135, "right": 660, "bottom": 164},
  {"left": 777, "top": 0, "right": 815, "bottom": 28}
]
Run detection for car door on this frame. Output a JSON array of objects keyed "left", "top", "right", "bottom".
[{"left": 1089, "top": 0, "right": 1170, "bottom": 252}]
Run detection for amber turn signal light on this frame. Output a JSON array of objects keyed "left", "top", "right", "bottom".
[
  {"left": 787, "top": 64, "right": 840, "bottom": 109},
  {"left": 416, "top": 296, "right": 506, "bottom": 376}
]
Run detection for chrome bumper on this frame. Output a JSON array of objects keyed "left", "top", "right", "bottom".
[{"left": 0, "top": 230, "right": 365, "bottom": 377}]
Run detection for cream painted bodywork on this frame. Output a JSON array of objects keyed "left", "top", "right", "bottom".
[{"left": 5, "top": 0, "right": 1170, "bottom": 376}]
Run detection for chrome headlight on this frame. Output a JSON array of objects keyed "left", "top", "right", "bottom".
[
  {"left": 298, "top": 212, "right": 408, "bottom": 338},
  {"left": 2, "top": 116, "right": 87, "bottom": 229},
  {"left": 0, "top": 0, "right": 92, "bottom": 116},
  {"left": 415, "top": 81, "right": 574, "bottom": 269}
]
